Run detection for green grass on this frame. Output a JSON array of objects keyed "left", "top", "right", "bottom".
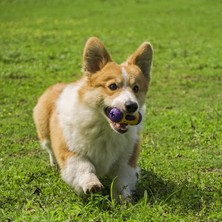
[{"left": 1, "top": 0, "right": 222, "bottom": 221}]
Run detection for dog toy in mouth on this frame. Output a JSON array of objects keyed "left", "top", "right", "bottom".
[{"left": 108, "top": 107, "right": 142, "bottom": 125}]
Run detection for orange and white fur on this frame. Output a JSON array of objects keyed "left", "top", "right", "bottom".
[{"left": 33, "top": 37, "right": 153, "bottom": 200}]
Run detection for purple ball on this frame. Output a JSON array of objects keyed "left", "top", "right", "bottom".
[{"left": 109, "top": 108, "right": 123, "bottom": 123}]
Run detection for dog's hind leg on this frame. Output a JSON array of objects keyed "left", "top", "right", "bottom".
[
  {"left": 34, "top": 116, "right": 56, "bottom": 166},
  {"left": 40, "top": 139, "right": 55, "bottom": 166},
  {"left": 33, "top": 99, "right": 55, "bottom": 166},
  {"left": 33, "top": 83, "right": 66, "bottom": 166}
]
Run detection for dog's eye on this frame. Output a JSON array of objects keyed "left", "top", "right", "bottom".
[
  {"left": 108, "top": 83, "right": 118, "bottom": 91},
  {"left": 133, "top": 85, "right": 139, "bottom": 93}
]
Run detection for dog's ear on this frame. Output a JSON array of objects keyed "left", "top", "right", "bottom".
[
  {"left": 127, "top": 42, "right": 153, "bottom": 81},
  {"left": 82, "top": 37, "right": 112, "bottom": 74}
]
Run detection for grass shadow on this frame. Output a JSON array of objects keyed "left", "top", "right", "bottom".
[{"left": 135, "top": 169, "right": 215, "bottom": 212}]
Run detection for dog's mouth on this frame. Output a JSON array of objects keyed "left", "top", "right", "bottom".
[{"left": 104, "top": 107, "right": 129, "bottom": 134}]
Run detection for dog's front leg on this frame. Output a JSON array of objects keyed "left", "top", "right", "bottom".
[
  {"left": 61, "top": 156, "right": 103, "bottom": 194},
  {"left": 113, "top": 163, "right": 139, "bottom": 201}
]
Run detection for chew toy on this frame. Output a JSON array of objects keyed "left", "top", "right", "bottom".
[{"left": 108, "top": 107, "right": 142, "bottom": 125}]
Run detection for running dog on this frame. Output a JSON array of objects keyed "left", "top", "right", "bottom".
[{"left": 33, "top": 37, "right": 153, "bottom": 200}]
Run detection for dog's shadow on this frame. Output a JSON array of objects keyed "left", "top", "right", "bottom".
[
  {"left": 86, "top": 169, "right": 215, "bottom": 213},
  {"left": 133, "top": 169, "right": 212, "bottom": 212}
]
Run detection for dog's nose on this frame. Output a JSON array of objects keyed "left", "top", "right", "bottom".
[{"left": 125, "top": 101, "right": 138, "bottom": 113}]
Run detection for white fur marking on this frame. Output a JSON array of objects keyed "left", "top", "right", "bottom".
[
  {"left": 113, "top": 165, "right": 140, "bottom": 201},
  {"left": 121, "top": 67, "right": 128, "bottom": 88},
  {"left": 41, "top": 139, "right": 55, "bottom": 166},
  {"left": 111, "top": 89, "right": 138, "bottom": 111}
]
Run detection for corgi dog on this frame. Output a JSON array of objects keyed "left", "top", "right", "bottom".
[{"left": 33, "top": 37, "right": 153, "bottom": 200}]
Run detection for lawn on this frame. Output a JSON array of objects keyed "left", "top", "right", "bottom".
[{"left": 0, "top": 0, "right": 222, "bottom": 221}]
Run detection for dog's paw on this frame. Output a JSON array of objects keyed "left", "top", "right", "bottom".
[{"left": 85, "top": 181, "right": 104, "bottom": 194}]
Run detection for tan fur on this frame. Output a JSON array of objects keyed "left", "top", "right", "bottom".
[
  {"left": 128, "top": 141, "right": 140, "bottom": 168},
  {"left": 50, "top": 111, "right": 76, "bottom": 169},
  {"left": 33, "top": 83, "right": 66, "bottom": 141},
  {"left": 79, "top": 62, "right": 148, "bottom": 111},
  {"left": 82, "top": 37, "right": 112, "bottom": 74},
  {"left": 33, "top": 83, "right": 76, "bottom": 169},
  {"left": 125, "top": 42, "right": 153, "bottom": 81}
]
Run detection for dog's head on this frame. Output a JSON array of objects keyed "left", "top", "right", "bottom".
[{"left": 80, "top": 37, "right": 153, "bottom": 134}]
